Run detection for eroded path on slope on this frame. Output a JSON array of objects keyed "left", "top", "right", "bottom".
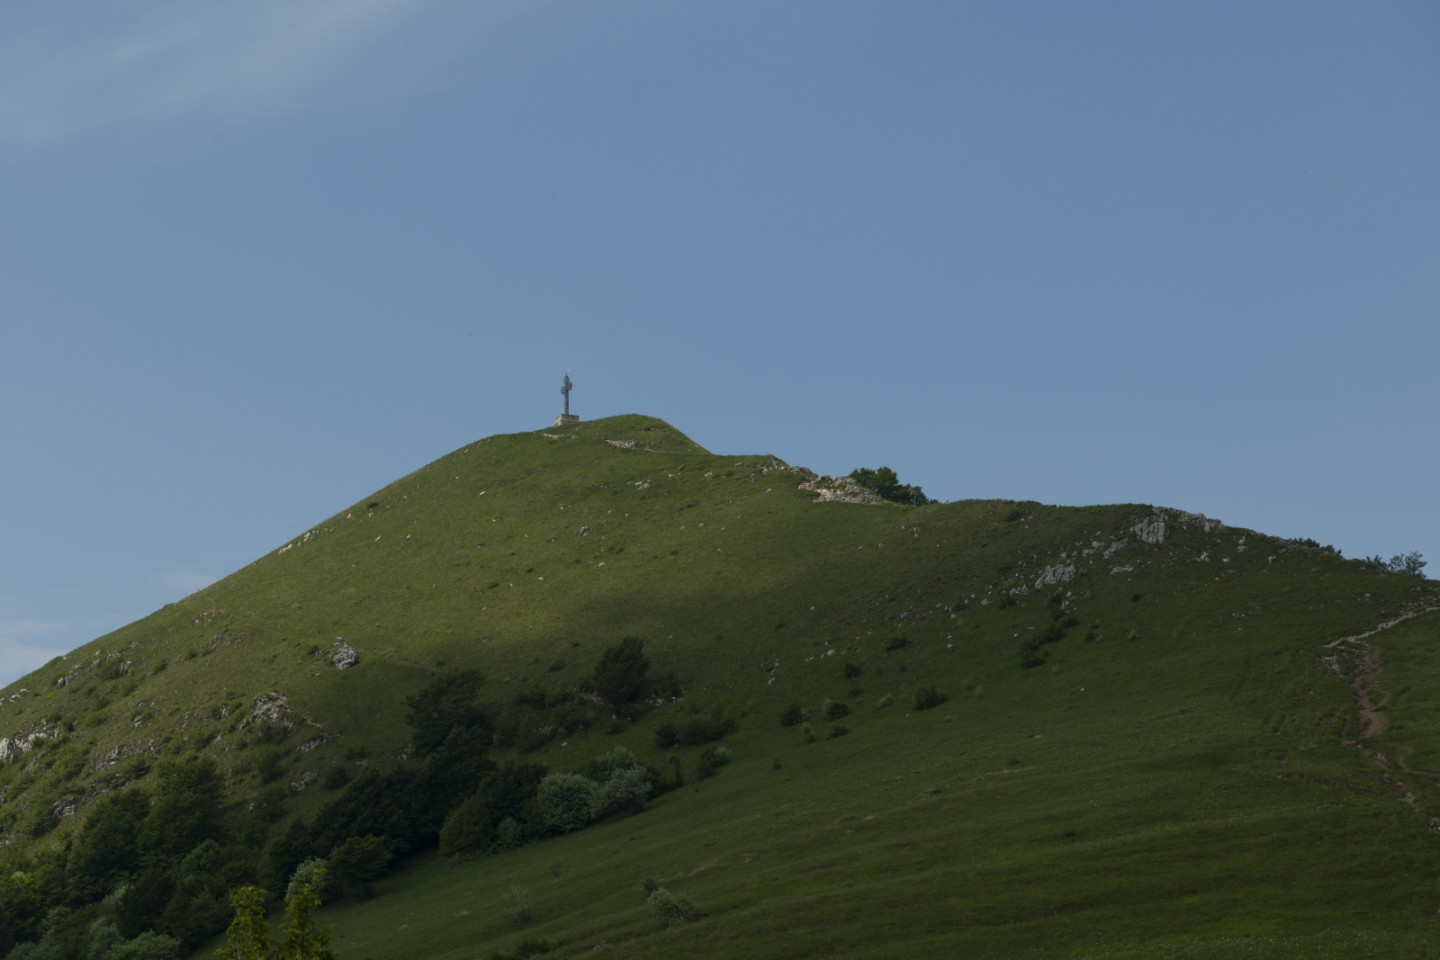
[{"left": 1322, "top": 605, "right": 1440, "bottom": 819}]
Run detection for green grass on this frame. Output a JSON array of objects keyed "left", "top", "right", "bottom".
[{"left": 3, "top": 414, "right": 1438, "bottom": 958}]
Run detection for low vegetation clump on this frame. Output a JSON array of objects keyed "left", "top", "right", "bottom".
[
  {"left": 914, "top": 686, "right": 949, "bottom": 710},
  {"left": 646, "top": 886, "right": 698, "bottom": 928}
]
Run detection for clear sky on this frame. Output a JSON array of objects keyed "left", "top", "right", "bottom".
[{"left": 2, "top": 1, "right": 1437, "bottom": 688}]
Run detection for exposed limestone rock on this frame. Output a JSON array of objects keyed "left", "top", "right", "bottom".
[
  {"left": 331, "top": 639, "right": 359, "bottom": 670},
  {"left": 1132, "top": 515, "right": 1169, "bottom": 545},
  {"left": 797, "top": 473, "right": 888, "bottom": 505},
  {"left": 239, "top": 692, "right": 292, "bottom": 732},
  {"left": 1131, "top": 508, "right": 1222, "bottom": 546},
  {"left": 1034, "top": 563, "right": 1077, "bottom": 589},
  {"left": 51, "top": 797, "right": 77, "bottom": 821}
]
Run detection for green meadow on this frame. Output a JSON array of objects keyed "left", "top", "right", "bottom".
[{"left": 2, "top": 415, "right": 1437, "bottom": 958}]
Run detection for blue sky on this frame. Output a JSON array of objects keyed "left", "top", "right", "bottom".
[{"left": 2, "top": 1, "right": 1437, "bottom": 687}]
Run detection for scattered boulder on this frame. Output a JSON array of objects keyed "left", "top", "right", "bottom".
[{"left": 331, "top": 639, "right": 359, "bottom": 670}]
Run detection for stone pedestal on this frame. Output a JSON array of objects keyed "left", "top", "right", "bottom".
[{"left": 554, "top": 414, "right": 580, "bottom": 426}]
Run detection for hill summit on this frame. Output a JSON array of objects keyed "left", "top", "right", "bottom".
[{"left": 2, "top": 415, "right": 1439, "bottom": 959}]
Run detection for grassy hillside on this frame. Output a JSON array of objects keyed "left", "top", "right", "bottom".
[{"left": 2, "top": 414, "right": 1438, "bottom": 959}]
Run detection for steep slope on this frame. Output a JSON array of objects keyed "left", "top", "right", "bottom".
[{"left": 2, "top": 414, "right": 1438, "bottom": 958}]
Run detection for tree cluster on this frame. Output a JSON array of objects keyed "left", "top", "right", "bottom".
[{"left": 848, "top": 467, "right": 930, "bottom": 506}]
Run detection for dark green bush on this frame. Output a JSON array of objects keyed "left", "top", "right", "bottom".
[
  {"left": 255, "top": 749, "right": 286, "bottom": 784},
  {"left": 823, "top": 700, "right": 851, "bottom": 722},
  {"left": 535, "top": 773, "right": 597, "bottom": 834},
  {"left": 654, "top": 722, "right": 680, "bottom": 747},
  {"left": 592, "top": 636, "right": 650, "bottom": 706},
  {"left": 405, "top": 669, "right": 491, "bottom": 757},
  {"left": 327, "top": 834, "right": 395, "bottom": 896},
  {"left": 677, "top": 708, "right": 736, "bottom": 746},
  {"left": 696, "top": 745, "right": 732, "bottom": 780},
  {"left": 914, "top": 686, "right": 949, "bottom": 710},
  {"left": 848, "top": 466, "right": 929, "bottom": 505},
  {"left": 779, "top": 703, "right": 804, "bottom": 727},
  {"left": 647, "top": 887, "right": 698, "bottom": 927}
]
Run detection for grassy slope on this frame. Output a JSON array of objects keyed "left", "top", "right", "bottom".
[{"left": 3, "top": 414, "right": 1438, "bottom": 958}]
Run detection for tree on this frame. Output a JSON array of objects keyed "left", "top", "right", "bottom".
[
  {"left": 68, "top": 787, "right": 150, "bottom": 901},
  {"left": 139, "top": 758, "right": 223, "bottom": 860},
  {"left": 849, "top": 467, "right": 930, "bottom": 506},
  {"left": 592, "top": 636, "right": 651, "bottom": 707},
  {"left": 1387, "top": 552, "right": 1427, "bottom": 577},
  {"left": 214, "top": 863, "right": 336, "bottom": 960},
  {"left": 324, "top": 836, "right": 394, "bottom": 897},
  {"left": 403, "top": 669, "right": 490, "bottom": 757},
  {"left": 535, "top": 773, "right": 598, "bottom": 834}
]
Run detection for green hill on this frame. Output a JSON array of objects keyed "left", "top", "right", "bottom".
[{"left": 2, "top": 414, "right": 1438, "bottom": 959}]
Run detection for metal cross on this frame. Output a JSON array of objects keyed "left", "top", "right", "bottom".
[{"left": 561, "top": 372, "right": 573, "bottom": 415}]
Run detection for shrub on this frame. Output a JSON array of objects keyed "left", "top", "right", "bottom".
[
  {"left": 828, "top": 725, "right": 849, "bottom": 739},
  {"left": 779, "top": 703, "right": 804, "bottom": 727},
  {"left": 583, "top": 746, "right": 641, "bottom": 782},
  {"left": 592, "top": 636, "right": 651, "bottom": 706},
  {"left": 822, "top": 700, "right": 850, "bottom": 722},
  {"left": 848, "top": 466, "right": 929, "bottom": 506},
  {"left": 886, "top": 637, "right": 909, "bottom": 651},
  {"left": 535, "top": 773, "right": 597, "bottom": 834},
  {"left": 914, "top": 686, "right": 949, "bottom": 710},
  {"left": 109, "top": 932, "right": 181, "bottom": 960},
  {"left": 801, "top": 723, "right": 816, "bottom": 743},
  {"left": 494, "top": 816, "right": 523, "bottom": 851},
  {"left": 327, "top": 834, "right": 395, "bottom": 895},
  {"left": 647, "top": 887, "right": 697, "bottom": 928},
  {"left": 404, "top": 668, "right": 491, "bottom": 757},
  {"left": 507, "top": 885, "right": 532, "bottom": 925},
  {"left": 485, "top": 939, "right": 552, "bottom": 960},
  {"left": 696, "top": 745, "right": 731, "bottom": 780},
  {"left": 1385, "top": 551, "right": 1427, "bottom": 577},
  {"left": 255, "top": 749, "right": 286, "bottom": 784},
  {"left": 320, "top": 766, "right": 350, "bottom": 791},
  {"left": 590, "top": 766, "right": 651, "bottom": 820},
  {"left": 653, "top": 722, "right": 680, "bottom": 747},
  {"left": 677, "top": 708, "right": 736, "bottom": 746}
]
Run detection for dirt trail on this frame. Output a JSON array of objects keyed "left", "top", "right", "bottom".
[{"left": 1319, "top": 604, "right": 1440, "bottom": 818}]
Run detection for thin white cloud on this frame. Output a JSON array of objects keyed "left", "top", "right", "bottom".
[
  {"left": 0, "top": 620, "right": 71, "bottom": 689},
  {"left": 0, "top": 0, "right": 454, "bottom": 146}
]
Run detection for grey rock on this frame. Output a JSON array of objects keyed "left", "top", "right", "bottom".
[{"left": 331, "top": 639, "right": 359, "bottom": 670}]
